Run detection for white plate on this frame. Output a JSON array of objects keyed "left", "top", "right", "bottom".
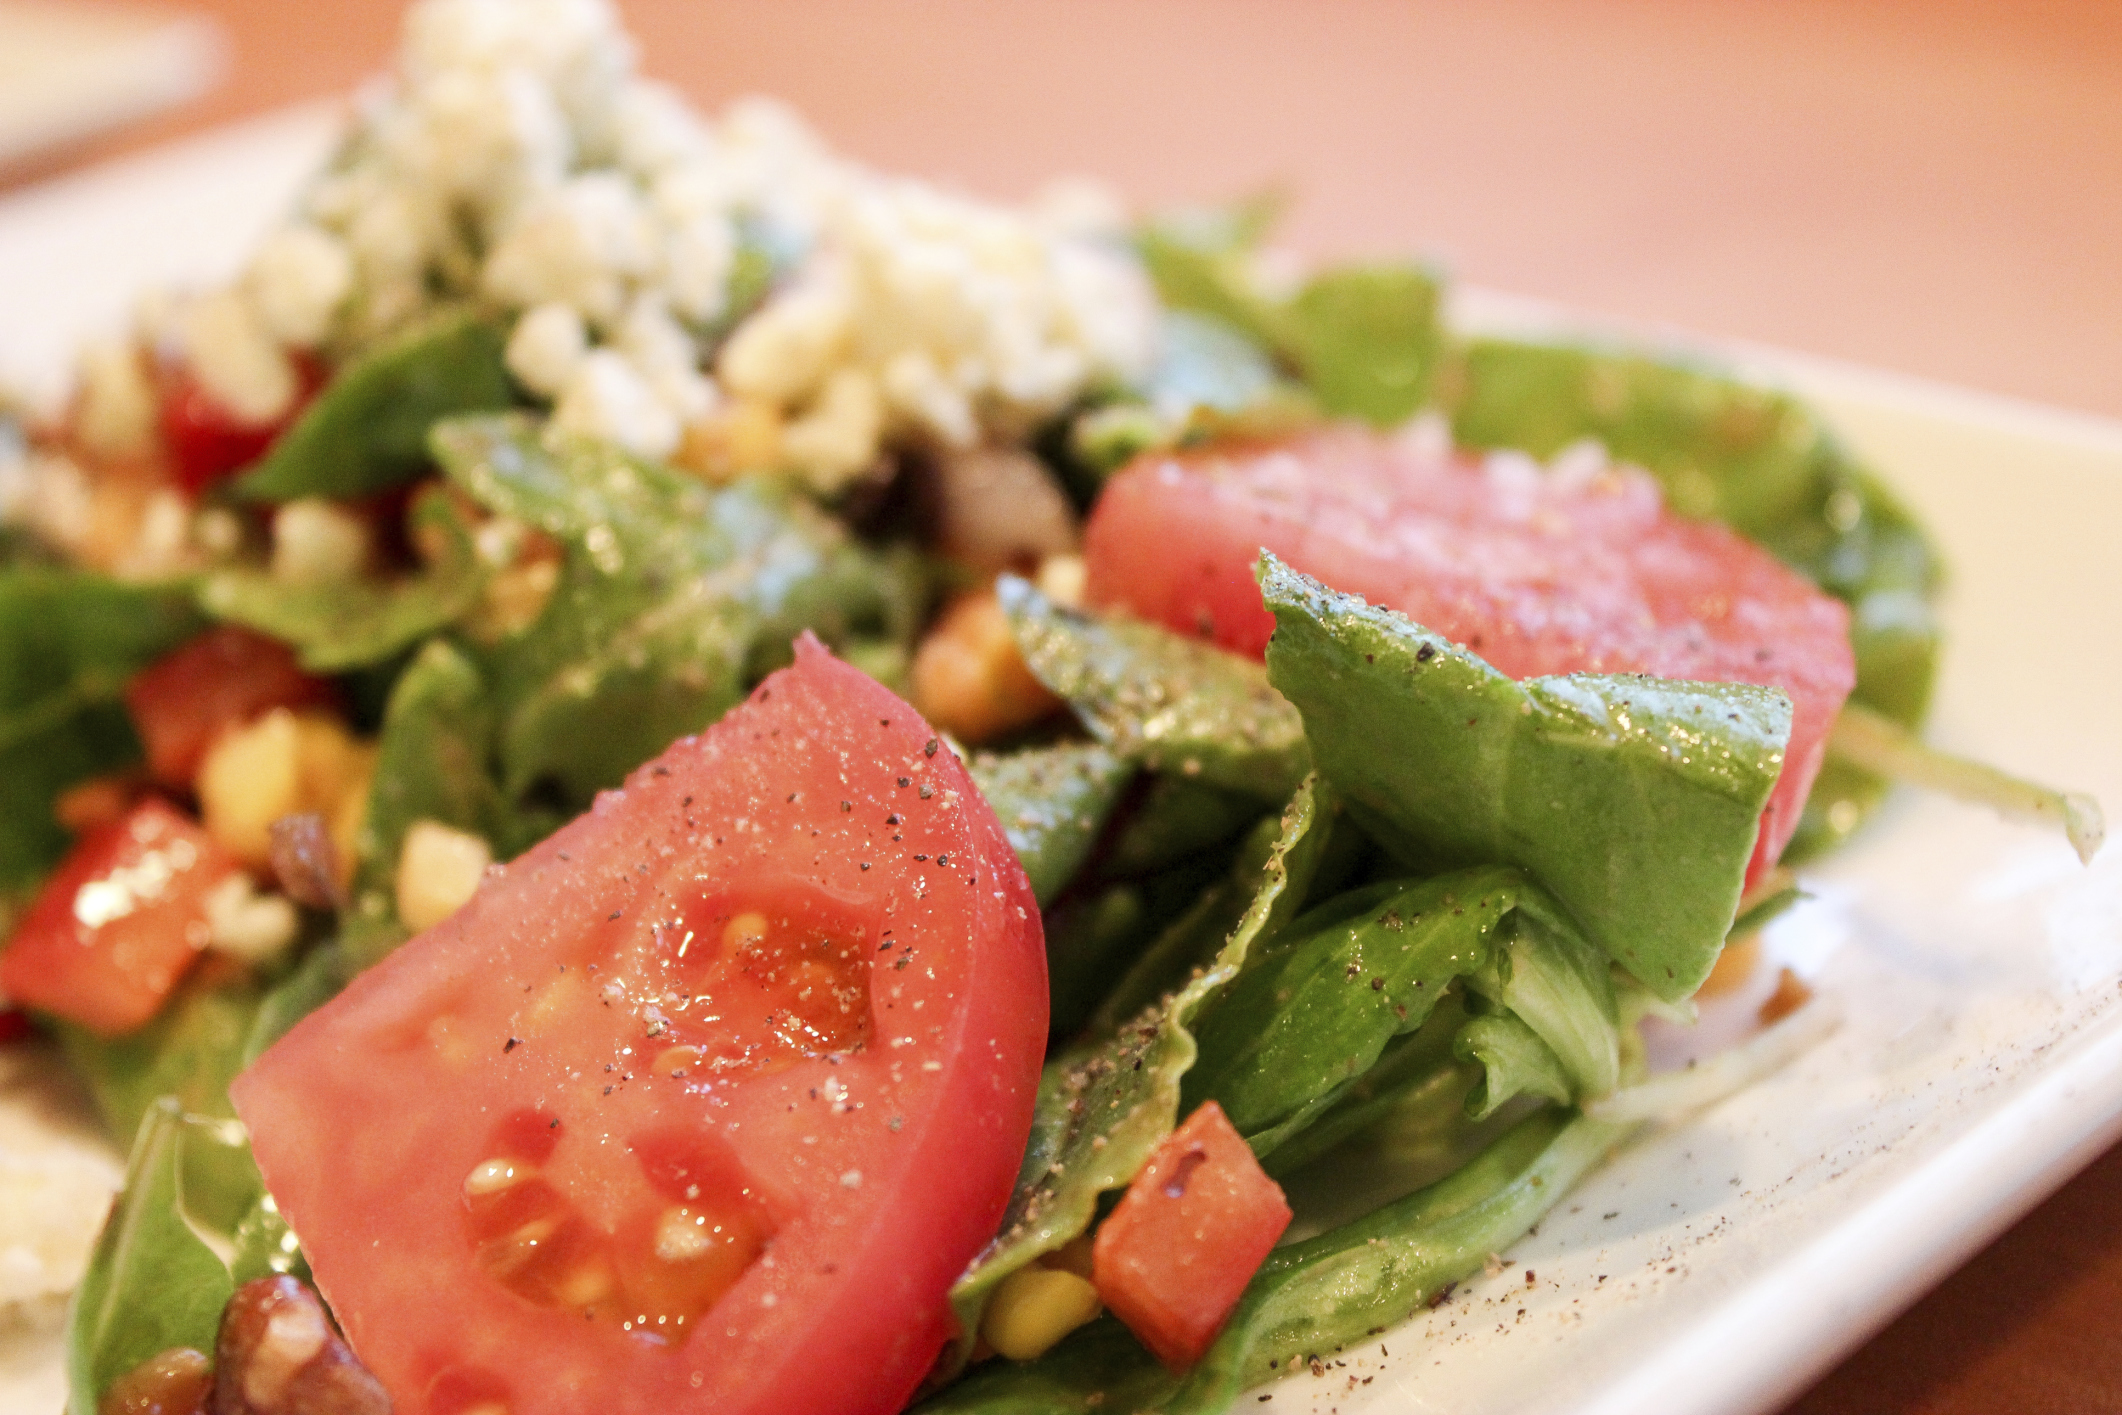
[{"left": 0, "top": 109, "right": 2118, "bottom": 1415}]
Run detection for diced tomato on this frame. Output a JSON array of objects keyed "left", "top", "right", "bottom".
[
  {"left": 233, "top": 636, "right": 1048, "bottom": 1415},
  {"left": 1082, "top": 429, "right": 1856, "bottom": 883},
  {"left": 0, "top": 798, "right": 237, "bottom": 1036},
  {"left": 125, "top": 626, "right": 340, "bottom": 790},
  {"left": 1091, "top": 1101, "right": 1291, "bottom": 1372},
  {"left": 157, "top": 356, "right": 318, "bottom": 495}
]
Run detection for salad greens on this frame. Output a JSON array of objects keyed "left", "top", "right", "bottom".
[
  {"left": 5, "top": 174, "right": 1986, "bottom": 1415},
  {"left": 0, "top": 573, "right": 202, "bottom": 891}
]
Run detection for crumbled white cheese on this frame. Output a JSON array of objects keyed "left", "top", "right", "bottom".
[
  {"left": 271, "top": 497, "right": 374, "bottom": 586},
  {"left": 505, "top": 300, "right": 589, "bottom": 397},
  {"left": 246, "top": 225, "right": 356, "bottom": 349},
  {"left": 552, "top": 347, "right": 679, "bottom": 457},
  {"left": 72, "top": 338, "right": 158, "bottom": 457},
  {"left": 203, "top": 873, "right": 301, "bottom": 963},
  {"left": 482, "top": 172, "right": 655, "bottom": 322},
  {"left": 175, "top": 289, "right": 298, "bottom": 425}
]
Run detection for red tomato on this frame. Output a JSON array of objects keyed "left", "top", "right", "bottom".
[
  {"left": 157, "top": 356, "right": 317, "bottom": 495},
  {"left": 232, "top": 636, "right": 1048, "bottom": 1415},
  {"left": 1082, "top": 429, "right": 1856, "bottom": 884},
  {"left": 126, "top": 626, "right": 340, "bottom": 790},
  {"left": 0, "top": 798, "right": 236, "bottom": 1036},
  {"left": 1091, "top": 1101, "right": 1291, "bottom": 1372}
]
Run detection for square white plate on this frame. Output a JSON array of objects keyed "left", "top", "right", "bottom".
[{"left": 0, "top": 107, "right": 2117, "bottom": 1415}]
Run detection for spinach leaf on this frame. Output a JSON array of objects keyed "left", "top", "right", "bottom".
[
  {"left": 940, "top": 777, "right": 1338, "bottom": 1383},
  {"left": 1261, "top": 554, "right": 1787, "bottom": 1001},
  {"left": 65, "top": 1101, "right": 297, "bottom": 1415},
  {"left": 430, "top": 413, "right": 924, "bottom": 801},
  {"left": 0, "top": 572, "right": 202, "bottom": 890},
  {"left": 198, "top": 485, "right": 487, "bottom": 671},
  {"left": 968, "top": 741, "right": 1132, "bottom": 906},
  {"left": 341, "top": 638, "right": 515, "bottom": 967},
  {"left": 56, "top": 970, "right": 263, "bottom": 1153},
  {"left": 236, "top": 309, "right": 515, "bottom": 501},
  {"left": 1445, "top": 337, "right": 1945, "bottom": 858},
  {"left": 1100, "top": 775, "right": 1265, "bottom": 880},
  {"left": 1001, "top": 576, "right": 1307, "bottom": 802}
]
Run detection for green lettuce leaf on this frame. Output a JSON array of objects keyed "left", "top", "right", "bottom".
[
  {"left": 968, "top": 741, "right": 1133, "bottom": 906},
  {"left": 1001, "top": 576, "right": 1307, "bottom": 802},
  {"left": 198, "top": 485, "right": 487, "bottom": 671},
  {"left": 0, "top": 571, "right": 202, "bottom": 890},
  {"left": 1260, "top": 554, "right": 1786, "bottom": 1000},
  {"left": 236, "top": 309, "right": 515, "bottom": 501},
  {"left": 939, "top": 777, "right": 1338, "bottom": 1383},
  {"left": 430, "top": 413, "right": 924, "bottom": 801}
]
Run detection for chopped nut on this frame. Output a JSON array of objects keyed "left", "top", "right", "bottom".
[
  {"left": 212, "top": 1276, "right": 388, "bottom": 1415},
  {"left": 101, "top": 1346, "right": 212, "bottom": 1415},
  {"left": 268, "top": 812, "right": 345, "bottom": 910},
  {"left": 674, "top": 400, "right": 783, "bottom": 483}
]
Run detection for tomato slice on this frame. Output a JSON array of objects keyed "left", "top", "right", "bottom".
[
  {"left": 233, "top": 636, "right": 1048, "bottom": 1415},
  {"left": 126, "top": 626, "right": 341, "bottom": 790},
  {"left": 0, "top": 798, "right": 237, "bottom": 1036},
  {"left": 1091, "top": 1101, "right": 1292, "bottom": 1371},
  {"left": 1082, "top": 429, "right": 1856, "bottom": 883}
]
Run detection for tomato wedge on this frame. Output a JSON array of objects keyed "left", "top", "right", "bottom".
[
  {"left": 1091, "top": 1101, "right": 1291, "bottom": 1372},
  {"left": 232, "top": 636, "right": 1047, "bottom": 1415},
  {"left": 0, "top": 797, "right": 236, "bottom": 1035},
  {"left": 1082, "top": 429, "right": 1855, "bottom": 882}
]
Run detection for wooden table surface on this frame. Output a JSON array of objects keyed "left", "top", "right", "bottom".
[{"left": 10, "top": 2, "right": 2122, "bottom": 1411}]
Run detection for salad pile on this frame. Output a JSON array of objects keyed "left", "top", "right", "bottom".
[{"left": 0, "top": 2, "right": 2100, "bottom": 1413}]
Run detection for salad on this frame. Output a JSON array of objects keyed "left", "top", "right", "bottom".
[{"left": 0, "top": 3, "right": 2103, "bottom": 1414}]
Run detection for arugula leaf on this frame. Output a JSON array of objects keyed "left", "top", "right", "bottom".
[
  {"left": 0, "top": 572, "right": 202, "bottom": 890},
  {"left": 1281, "top": 263, "right": 1443, "bottom": 425},
  {"left": 1260, "top": 554, "right": 1787, "bottom": 1001},
  {"left": 1444, "top": 337, "right": 1945, "bottom": 858},
  {"left": 341, "top": 639, "right": 517, "bottom": 967},
  {"left": 198, "top": 485, "right": 487, "bottom": 671},
  {"left": 1001, "top": 576, "right": 1308, "bottom": 802},
  {"left": 967, "top": 740, "right": 1133, "bottom": 906},
  {"left": 65, "top": 1101, "right": 297, "bottom": 1415},
  {"left": 236, "top": 309, "right": 516, "bottom": 501},
  {"left": 939, "top": 777, "right": 1339, "bottom": 1383},
  {"left": 430, "top": 413, "right": 924, "bottom": 801},
  {"left": 55, "top": 970, "right": 262, "bottom": 1154}
]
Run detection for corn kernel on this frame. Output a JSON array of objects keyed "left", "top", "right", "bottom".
[
  {"left": 197, "top": 709, "right": 371, "bottom": 869},
  {"left": 396, "top": 820, "right": 493, "bottom": 932},
  {"left": 675, "top": 401, "right": 783, "bottom": 483},
  {"left": 979, "top": 1266, "right": 1102, "bottom": 1362}
]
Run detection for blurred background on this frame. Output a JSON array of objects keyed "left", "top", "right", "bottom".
[
  {"left": 2, "top": 0, "right": 2117, "bottom": 417},
  {"left": 1, "top": 2, "right": 2118, "bottom": 1412}
]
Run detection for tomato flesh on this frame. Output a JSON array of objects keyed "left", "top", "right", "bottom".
[
  {"left": 0, "top": 798, "right": 236, "bottom": 1035},
  {"left": 157, "top": 357, "right": 315, "bottom": 495},
  {"left": 126, "top": 626, "right": 340, "bottom": 789},
  {"left": 1082, "top": 429, "right": 1856, "bottom": 883},
  {"left": 1091, "top": 1101, "right": 1292, "bottom": 1372},
  {"left": 232, "top": 637, "right": 1048, "bottom": 1415}
]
